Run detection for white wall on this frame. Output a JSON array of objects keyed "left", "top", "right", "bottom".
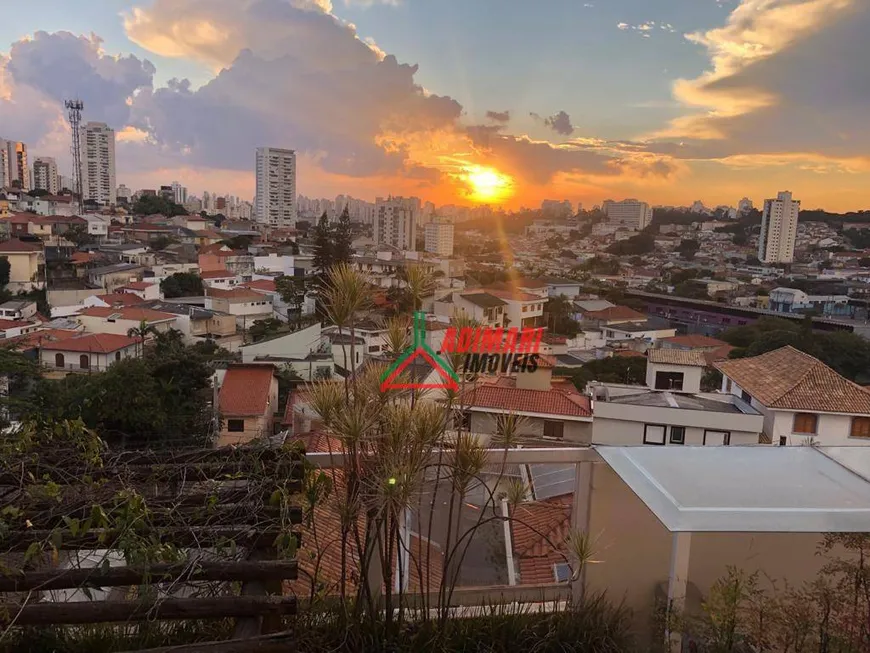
[
  {"left": 240, "top": 322, "right": 322, "bottom": 363},
  {"left": 646, "top": 362, "right": 703, "bottom": 393}
]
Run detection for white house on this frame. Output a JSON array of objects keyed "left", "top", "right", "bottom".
[
  {"left": 715, "top": 346, "right": 870, "bottom": 446},
  {"left": 201, "top": 269, "right": 241, "bottom": 289},
  {"left": 39, "top": 333, "right": 140, "bottom": 375},
  {"left": 74, "top": 307, "right": 178, "bottom": 336}
]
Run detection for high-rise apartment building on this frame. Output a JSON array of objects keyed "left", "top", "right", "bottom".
[
  {"left": 1, "top": 140, "right": 29, "bottom": 190},
  {"left": 737, "top": 197, "right": 754, "bottom": 215},
  {"left": 375, "top": 197, "right": 417, "bottom": 250},
  {"left": 33, "top": 157, "right": 59, "bottom": 195},
  {"left": 255, "top": 147, "right": 297, "bottom": 226},
  {"left": 79, "top": 122, "right": 116, "bottom": 205},
  {"left": 424, "top": 218, "right": 454, "bottom": 256},
  {"left": 758, "top": 191, "right": 800, "bottom": 264},
  {"left": 601, "top": 198, "right": 652, "bottom": 230},
  {"left": 170, "top": 181, "right": 187, "bottom": 205}
]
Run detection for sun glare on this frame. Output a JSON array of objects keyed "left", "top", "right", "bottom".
[{"left": 463, "top": 165, "right": 513, "bottom": 203}]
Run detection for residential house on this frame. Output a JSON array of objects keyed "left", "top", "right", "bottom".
[
  {"left": 39, "top": 333, "right": 140, "bottom": 376},
  {"left": 322, "top": 320, "right": 389, "bottom": 358},
  {"left": 451, "top": 291, "right": 507, "bottom": 327},
  {"left": 541, "top": 277, "right": 582, "bottom": 298},
  {"left": 83, "top": 292, "right": 146, "bottom": 310},
  {"left": 87, "top": 263, "right": 147, "bottom": 292},
  {"left": 579, "top": 305, "right": 647, "bottom": 327},
  {"left": 657, "top": 334, "right": 734, "bottom": 365},
  {"left": 204, "top": 287, "right": 273, "bottom": 328},
  {"left": 216, "top": 364, "right": 280, "bottom": 446},
  {"left": 477, "top": 286, "right": 547, "bottom": 328},
  {"left": 74, "top": 306, "right": 177, "bottom": 337},
  {"left": 0, "top": 238, "right": 44, "bottom": 291},
  {"left": 201, "top": 269, "right": 240, "bottom": 289},
  {"left": 600, "top": 319, "right": 677, "bottom": 346},
  {"left": 715, "top": 346, "right": 870, "bottom": 445},
  {"left": 0, "top": 319, "right": 40, "bottom": 339},
  {"left": 117, "top": 281, "right": 161, "bottom": 301},
  {"left": 141, "top": 300, "right": 240, "bottom": 349},
  {"left": 589, "top": 349, "right": 763, "bottom": 446},
  {"left": 198, "top": 244, "right": 254, "bottom": 277},
  {"left": 0, "top": 300, "right": 37, "bottom": 320},
  {"left": 239, "top": 323, "right": 334, "bottom": 381},
  {"left": 457, "top": 361, "right": 593, "bottom": 443},
  {"left": 767, "top": 287, "right": 853, "bottom": 319}
]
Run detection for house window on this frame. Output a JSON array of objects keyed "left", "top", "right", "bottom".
[
  {"left": 741, "top": 390, "right": 752, "bottom": 403},
  {"left": 227, "top": 419, "right": 245, "bottom": 432},
  {"left": 703, "top": 430, "right": 731, "bottom": 445},
  {"left": 454, "top": 411, "right": 472, "bottom": 431},
  {"left": 79, "top": 355, "right": 89, "bottom": 370},
  {"left": 553, "top": 563, "right": 571, "bottom": 584},
  {"left": 55, "top": 353, "right": 65, "bottom": 368},
  {"left": 793, "top": 413, "right": 818, "bottom": 435},
  {"left": 644, "top": 424, "right": 667, "bottom": 445},
  {"left": 725, "top": 379, "right": 732, "bottom": 393},
  {"left": 115, "top": 351, "right": 121, "bottom": 362},
  {"left": 368, "top": 345, "right": 380, "bottom": 353},
  {"left": 543, "top": 420, "right": 564, "bottom": 440},
  {"left": 669, "top": 426, "right": 686, "bottom": 445},
  {"left": 850, "top": 417, "right": 870, "bottom": 439},
  {"left": 655, "top": 371, "right": 684, "bottom": 391},
  {"left": 779, "top": 436, "right": 787, "bottom": 446}
]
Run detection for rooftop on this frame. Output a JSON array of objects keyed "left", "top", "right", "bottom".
[
  {"left": 715, "top": 346, "right": 870, "bottom": 414},
  {"left": 459, "top": 292, "right": 508, "bottom": 309},
  {"left": 608, "top": 390, "right": 758, "bottom": 414},
  {"left": 647, "top": 348, "right": 708, "bottom": 367},
  {"left": 459, "top": 376, "right": 592, "bottom": 419},
  {"left": 200, "top": 269, "right": 236, "bottom": 279},
  {"left": 39, "top": 332, "right": 140, "bottom": 354},
  {"left": 582, "top": 306, "right": 646, "bottom": 322},
  {"left": 77, "top": 306, "right": 177, "bottom": 323},
  {"left": 218, "top": 364, "right": 276, "bottom": 416},
  {"left": 0, "top": 238, "right": 42, "bottom": 253}
]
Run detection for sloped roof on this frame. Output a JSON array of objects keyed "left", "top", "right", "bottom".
[
  {"left": 648, "top": 348, "right": 708, "bottom": 367},
  {"left": 240, "top": 279, "right": 277, "bottom": 292},
  {"left": 92, "top": 293, "right": 147, "bottom": 308},
  {"left": 715, "top": 346, "right": 870, "bottom": 414},
  {"left": 78, "top": 306, "right": 176, "bottom": 323},
  {"left": 582, "top": 306, "right": 646, "bottom": 322},
  {"left": 511, "top": 499, "right": 571, "bottom": 585},
  {"left": 0, "top": 319, "right": 34, "bottom": 330},
  {"left": 459, "top": 292, "right": 508, "bottom": 308},
  {"left": 0, "top": 238, "right": 42, "bottom": 253},
  {"left": 40, "top": 333, "right": 139, "bottom": 353},
  {"left": 219, "top": 365, "right": 275, "bottom": 416},
  {"left": 206, "top": 287, "right": 266, "bottom": 300},
  {"left": 200, "top": 269, "right": 236, "bottom": 279},
  {"left": 459, "top": 377, "right": 592, "bottom": 418}
]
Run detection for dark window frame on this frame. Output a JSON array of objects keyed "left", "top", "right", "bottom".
[
  {"left": 227, "top": 419, "right": 245, "bottom": 433},
  {"left": 703, "top": 429, "right": 731, "bottom": 445},
  {"left": 793, "top": 413, "right": 818, "bottom": 435},
  {"left": 543, "top": 420, "right": 564, "bottom": 440},
  {"left": 654, "top": 371, "right": 684, "bottom": 391},
  {"left": 669, "top": 426, "right": 686, "bottom": 445},
  {"left": 644, "top": 423, "right": 667, "bottom": 445}
]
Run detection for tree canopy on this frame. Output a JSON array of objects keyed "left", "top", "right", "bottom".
[
  {"left": 565, "top": 356, "right": 648, "bottom": 391},
  {"left": 160, "top": 272, "right": 204, "bottom": 298},
  {"left": 605, "top": 232, "right": 654, "bottom": 256},
  {"left": 312, "top": 212, "right": 334, "bottom": 277},
  {"left": 0, "top": 257, "right": 10, "bottom": 287},
  {"left": 131, "top": 194, "right": 188, "bottom": 217}
]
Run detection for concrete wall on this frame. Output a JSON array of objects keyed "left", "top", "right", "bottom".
[
  {"left": 586, "top": 463, "right": 828, "bottom": 642},
  {"left": 240, "top": 322, "right": 322, "bottom": 363},
  {"left": 468, "top": 411, "right": 592, "bottom": 444},
  {"left": 75, "top": 315, "right": 176, "bottom": 336},
  {"left": 646, "top": 362, "right": 703, "bottom": 393}
]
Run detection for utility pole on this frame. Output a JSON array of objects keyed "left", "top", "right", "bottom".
[{"left": 64, "top": 99, "right": 84, "bottom": 214}]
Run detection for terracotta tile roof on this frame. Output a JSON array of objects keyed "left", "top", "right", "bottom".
[
  {"left": 218, "top": 364, "right": 275, "bottom": 416},
  {"left": 240, "top": 279, "right": 277, "bottom": 292},
  {"left": 483, "top": 287, "right": 542, "bottom": 302},
  {"left": 613, "top": 350, "right": 645, "bottom": 358},
  {"left": 582, "top": 306, "right": 646, "bottom": 322},
  {"left": 0, "top": 238, "right": 42, "bottom": 253},
  {"left": 120, "top": 281, "right": 156, "bottom": 290},
  {"left": 78, "top": 306, "right": 176, "bottom": 322},
  {"left": 7, "top": 328, "right": 80, "bottom": 351},
  {"left": 703, "top": 344, "right": 735, "bottom": 366},
  {"left": 459, "top": 377, "right": 591, "bottom": 418},
  {"left": 660, "top": 334, "right": 728, "bottom": 349},
  {"left": 459, "top": 292, "right": 508, "bottom": 308},
  {"left": 200, "top": 269, "right": 236, "bottom": 279},
  {"left": 715, "top": 346, "right": 870, "bottom": 414},
  {"left": 70, "top": 251, "right": 97, "bottom": 264},
  {"left": 0, "top": 319, "right": 34, "bottom": 330},
  {"left": 648, "top": 348, "right": 708, "bottom": 367},
  {"left": 511, "top": 500, "right": 571, "bottom": 585},
  {"left": 40, "top": 333, "right": 139, "bottom": 353},
  {"left": 92, "top": 293, "right": 147, "bottom": 308}
]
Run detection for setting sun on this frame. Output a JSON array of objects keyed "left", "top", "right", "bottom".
[{"left": 463, "top": 165, "right": 514, "bottom": 203}]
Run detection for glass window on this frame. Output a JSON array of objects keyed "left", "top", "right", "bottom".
[
  {"left": 655, "top": 371, "right": 684, "bottom": 391},
  {"left": 553, "top": 563, "right": 571, "bottom": 583},
  {"left": 644, "top": 424, "right": 666, "bottom": 445},
  {"left": 79, "top": 355, "right": 89, "bottom": 370},
  {"left": 669, "top": 426, "right": 686, "bottom": 445},
  {"left": 55, "top": 353, "right": 65, "bottom": 367},
  {"left": 543, "top": 420, "right": 564, "bottom": 439},
  {"left": 227, "top": 419, "right": 245, "bottom": 432},
  {"left": 793, "top": 413, "right": 818, "bottom": 435}
]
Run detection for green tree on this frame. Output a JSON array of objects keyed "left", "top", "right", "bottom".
[
  {"left": 275, "top": 274, "right": 308, "bottom": 325},
  {"left": 0, "top": 256, "right": 10, "bottom": 287},
  {"left": 219, "top": 235, "right": 253, "bottom": 250},
  {"left": 160, "top": 272, "right": 205, "bottom": 298},
  {"left": 333, "top": 206, "right": 353, "bottom": 265},
  {"left": 677, "top": 238, "right": 700, "bottom": 260},
  {"left": 312, "top": 211, "right": 334, "bottom": 277},
  {"left": 131, "top": 194, "right": 188, "bottom": 217},
  {"left": 544, "top": 295, "right": 580, "bottom": 337},
  {"left": 127, "top": 319, "right": 159, "bottom": 357},
  {"left": 249, "top": 317, "right": 283, "bottom": 342},
  {"left": 674, "top": 281, "right": 709, "bottom": 300},
  {"left": 569, "top": 356, "right": 647, "bottom": 391},
  {"left": 606, "top": 232, "right": 654, "bottom": 256},
  {"left": 64, "top": 225, "right": 93, "bottom": 247}
]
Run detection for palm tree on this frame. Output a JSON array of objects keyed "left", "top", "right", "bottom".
[{"left": 127, "top": 319, "right": 158, "bottom": 358}]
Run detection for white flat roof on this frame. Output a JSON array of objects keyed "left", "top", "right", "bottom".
[{"left": 596, "top": 446, "right": 870, "bottom": 533}]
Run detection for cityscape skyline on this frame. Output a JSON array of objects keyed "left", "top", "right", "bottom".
[{"left": 0, "top": 0, "right": 869, "bottom": 212}]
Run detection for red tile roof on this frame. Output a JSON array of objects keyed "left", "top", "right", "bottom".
[
  {"left": 582, "top": 306, "right": 646, "bottom": 322},
  {"left": 459, "top": 377, "right": 591, "bottom": 418},
  {"left": 91, "top": 293, "right": 147, "bottom": 308},
  {"left": 0, "top": 238, "right": 42, "bottom": 253},
  {"left": 70, "top": 251, "right": 97, "bottom": 264},
  {"left": 715, "top": 346, "right": 870, "bottom": 414},
  {"left": 206, "top": 287, "right": 266, "bottom": 300},
  {"left": 120, "top": 281, "right": 156, "bottom": 291},
  {"left": 613, "top": 349, "right": 646, "bottom": 358},
  {"left": 8, "top": 328, "right": 80, "bottom": 351},
  {"left": 240, "top": 279, "right": 277, "bottom": 292},
  {"left": 511, "top": 500, "right": 571, "bottom": 585},
  {"left": 483, "top": 287, "right": 542, "bottom": 302},
  {"left": 0, "top": 319, "right": 34, "bottom": 330},
  {"left": 40, "top": 333, "right": 139, "bottom": 353},
  {"left": 200, "top": 269, "right": 236, "bottom": 279},
  {"left": 78, "top": 306, "right": 176, "bottom": 322},
  {"left": 219, "top": 364, "right": 276, "bottom": 417}
]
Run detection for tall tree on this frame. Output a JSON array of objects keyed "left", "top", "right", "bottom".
[
  {"left": 0, "top": 257, "right": 10, "bottom": 288},
  {"left": 312, "top": 211, "right": 335, "bottom": 277},
  {"left": 127, "top": 319, "right": 159, "bottom": 357},
  {"left": 160, "top": 272, "right": 205, "bottom": 298},
  {"left": 333, "top": 206, "right": 353, "bottom": 265}
]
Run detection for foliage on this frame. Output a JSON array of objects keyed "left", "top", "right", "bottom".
[
  {"left": 219, "top": 235, "right": 253, "bottom": 250},
  {"left": 27, "top": 333, "right": 215, "bottom": 448},
  {"left": 721, "top": 318, "right": 870, "bottom": 383},
  {"left": 569, "top": 356, "right": 647, "bottom": 391},
  {"left": 312, "top": 212, "right": 334, "bottom": 277},
  {"left": 131, "top": 194, "right": 188, "bottom": 217},
  {"left": 160, "top": 271, "right": 205, "bottom": 298},
  {"left": 677, "top": 239, "right": 700, "bottom": 260},
  {"left": 673, "top": 281, "right": 710, "bottom": 300},
  {"left": 275, "top": 274, "right": 308, "bottom": 323},
  {"left": 333, "top": 205, "right": 354, "bottom": 265},
  {"left": 545, "top": 295, "right": 580, "bottom": 337},
  {"left": 249, "top": 317, "right": 283, "bottom": 342},
  {"left": 0, "top": 256, "right": 9, "bottom": 287},
  {"left": 63, "top": 225, "right": 93, "bottom": 247},
  {"left": 582, "top": 256, "right": 621, "bottom": 275},
  {"left": 606, "top": 232, "right": 654, "bottom": 256}
]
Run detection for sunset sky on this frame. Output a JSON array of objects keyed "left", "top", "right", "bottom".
[{"left": 1, "top": 0, "right": 868, "bottom": 211}]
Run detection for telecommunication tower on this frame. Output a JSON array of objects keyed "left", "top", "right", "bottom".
[{"left": 64, "top": 99, "right": 84, "bottom": 211}]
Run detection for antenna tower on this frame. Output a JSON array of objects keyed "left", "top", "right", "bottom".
[{"left": 64, "top": 99, "right": 84, "bottom": 212}]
